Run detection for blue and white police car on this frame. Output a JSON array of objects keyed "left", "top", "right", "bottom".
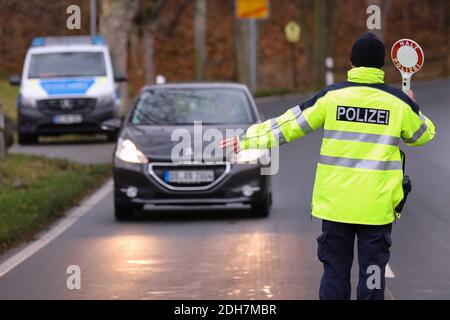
[{"left": 10, "top": 36, "right": 125, "bottom": 144}]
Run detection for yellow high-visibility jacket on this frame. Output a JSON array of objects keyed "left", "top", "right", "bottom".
[{"left": 239, "top": 67, "right": 435, "bottom": 225}]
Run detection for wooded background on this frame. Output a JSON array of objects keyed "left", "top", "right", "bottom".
[{"left": 0, "top": 0, "right": 449, "bottom": 100}]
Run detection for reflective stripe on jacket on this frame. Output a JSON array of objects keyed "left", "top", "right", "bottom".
[{"left": 239, "top": 67, "right": 435, "bottom": 225}]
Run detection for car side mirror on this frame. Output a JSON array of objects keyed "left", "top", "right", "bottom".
[
  {"left": 114, "top": 75, "right": 127, "bottom": 82},
  {"left": 9, "top": 75, "right": 21, "bottom": 86},
  {"left": 101, "top": 118, "right": 122, "bottom": 131}
]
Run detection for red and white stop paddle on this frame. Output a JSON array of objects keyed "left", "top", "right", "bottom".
[{"left": 391, "top": 39, "right": 424, "bottom": 94}]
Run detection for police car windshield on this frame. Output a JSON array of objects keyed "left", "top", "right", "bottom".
[
  {"left": 28, "top": 52, "right": 106, "bottom": 78},
  {"left": 130, "top": 88, "right": 255, "bottom": 125}
]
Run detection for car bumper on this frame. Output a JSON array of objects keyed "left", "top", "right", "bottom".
[
  {"left": 113, "top": 159, "right": 270, "bottom": 208},
  {"left": 17, "top": 101, "right": 116, "bottom": 135}
]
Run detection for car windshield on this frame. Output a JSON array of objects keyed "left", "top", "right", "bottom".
[
  {"left": 28, "top": 52, "right": 106, "bottom": 78},
  {"left": 130, "top": 88, "right": 255, "bottom": 125}
]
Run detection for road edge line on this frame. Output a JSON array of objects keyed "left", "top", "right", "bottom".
[{"left": 0, "top": 179, "right": 113, "bottom": 279}]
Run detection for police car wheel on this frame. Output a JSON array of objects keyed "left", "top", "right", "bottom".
[
  {"left": 18, "top": 132, "right": 38, "bottom": 145},
  {"left": 251, "top": 194, "right": 271, "bottom": 218},
  {"left": 114, "top": 201, "right": 135, "bottom": 221}
]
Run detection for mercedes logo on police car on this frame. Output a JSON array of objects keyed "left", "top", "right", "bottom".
[{"left": 60, "top": 99, "right": 74, "bottom": 111}]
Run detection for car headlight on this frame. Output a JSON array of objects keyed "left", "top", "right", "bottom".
[
  {"left": 234, "top": 149, "right": 269, "bottom": 164},
  {"left": 115, "top": 138, "right": 148, "bottom": 164},
  {"left": 19, "top": 94, "right": 37, "bottom": 108},
  {"left": 97, "top": 92, "right": 115, "bottom": 106}
]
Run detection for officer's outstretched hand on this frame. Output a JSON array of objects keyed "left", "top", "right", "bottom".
[
  {"left": 408, "top": 90, "right": 416, "bottom": 102},
  {"left": 219, "top": 136, "right": 240, "bottom": 154}
]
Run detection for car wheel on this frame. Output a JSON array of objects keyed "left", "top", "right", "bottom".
[
  {"left": 251, "top": 193, "right": 272, "bottom": 218},
  {"left": 18, "top": 132, "right": 38, "bottom": 145},
  {"left": 114, "top": 201, "right": 135, "bottom": 221}
]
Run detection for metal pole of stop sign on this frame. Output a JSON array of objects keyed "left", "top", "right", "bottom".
[{"left": 391, "top": 39, "right": 425, "bottom": 94}]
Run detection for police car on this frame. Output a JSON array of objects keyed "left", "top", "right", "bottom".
[{"left": 10, "top": 36, "right": 125, "bottom": 144}]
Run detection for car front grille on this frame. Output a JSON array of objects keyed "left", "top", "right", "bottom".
[
  {"left": 148, "top": 162, "right": 231, "bottom": 191},
  {"left": 37, "top": 98, "right": 96, "bottom": 114}
]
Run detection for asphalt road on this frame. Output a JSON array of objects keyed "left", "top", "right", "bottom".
[{"left": 1, "top": 78, "right": 449, "bottom": 299}]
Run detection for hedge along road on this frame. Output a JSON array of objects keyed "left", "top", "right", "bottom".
[{"left": 1, "top": 77, "right": 450, "bottom": 299}]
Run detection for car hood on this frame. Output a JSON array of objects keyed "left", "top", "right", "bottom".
[{"left": 121, "top": 124, "right": 252, "bottom": 161}]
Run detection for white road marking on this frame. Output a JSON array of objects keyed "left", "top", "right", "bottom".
[
  {"left": 385, "top": 263, "right": 395, "bottom": 278},
  {"left": 0, "top": 180, "right": 113, "bottom": 279}
]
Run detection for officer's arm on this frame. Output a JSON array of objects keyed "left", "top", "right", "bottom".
[
  {"left": 238, "top": 94, "right": 327, "bottom": 150},
  {"left": 401, "top": 103, "right": 435, "bottom": 147}
]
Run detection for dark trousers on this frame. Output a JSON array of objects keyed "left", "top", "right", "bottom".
[{"left": 317, "top": 219, "right": 392, "bottom": 300}]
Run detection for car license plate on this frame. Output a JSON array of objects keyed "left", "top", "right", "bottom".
[
  {"left": 52, "top": 114, "right": 83, "bottom": 124},
  {"left": 163, "top": 170, "right": 214, "bottom": 184}
]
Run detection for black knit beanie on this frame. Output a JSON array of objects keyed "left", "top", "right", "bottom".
[{"left": 351, "top": 32, "right": 386, "bottom": 68}]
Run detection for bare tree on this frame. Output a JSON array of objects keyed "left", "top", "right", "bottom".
[
  {"left": 99, "top": 0, "right": 140, "bottom": 116},
  {"left": 136, "top": 0, "right": 167, "bottom": 85},
  {"left": 194, "top": 0, "right": 207, "bottom": 80},
  {"left": 136, "top": 0, "right": 191, "bottom": 85},
  {"left": 298, "top": 0, "right": 337, "bottom": 88},
  {"left": 313, "top": 0, "right": 327, "bottom": 88},
  {"left": 298, "top": 0, "right": 314, "bottom": 87}
]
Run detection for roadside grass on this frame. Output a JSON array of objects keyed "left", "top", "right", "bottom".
[
  {"left": 0, "top": 154, "right": 111, "bottom": 254},
  {"left": 0, "top": 77, "right": 18, "bottom": 121}
]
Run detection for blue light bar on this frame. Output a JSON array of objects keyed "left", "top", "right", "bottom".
[
  {"left": 31, "top": 37, "right": 46, "bottom": 47},
  {"left": 30, "top": 36, "right": 106, "bottom": 47},
  {"left": 91, "top": 36, "right": 105, "bottom": 45}
]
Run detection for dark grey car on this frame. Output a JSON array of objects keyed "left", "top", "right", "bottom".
[{"left": 106, "top": 83, "right": 272, "bottom": 220}]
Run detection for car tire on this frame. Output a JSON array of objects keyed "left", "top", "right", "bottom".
[
  {"left": 18, "top": 132, "right": 38, "bottom": 145},
  {"left": 251, "top": 193, "right": 272, "bottom": 218},
  {"left": 114, "top": 201, "right": 135, "bottom": 221}
]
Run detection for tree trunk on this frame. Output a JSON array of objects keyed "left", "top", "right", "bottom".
[
  {"left": 143, "top": 22, "right": 157, "bottom": 84},
  {"left": 99, "top": 0, "right": 140, "bottom": 116},
  {"left": 313, "top": 0, "right": 326, "bottom": 88},
  {"left": 129, "top": 24, "right": 142, "bottom": 86},
  {"left": 326, "top": 0, "right": 337, "bottom": 57},
  {"left": 298, "top": 0, "right": 314, "bottom": 89},
  {"left": 194, "top": 0, "right": 207, "bottom": 81}
]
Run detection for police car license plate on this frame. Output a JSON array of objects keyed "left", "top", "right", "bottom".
[
  {"left": 52, "top": 114, "right": 83, "bottom": 124},
  {"left": 163, "top": 170, "right": 214, "bottom": 184}
]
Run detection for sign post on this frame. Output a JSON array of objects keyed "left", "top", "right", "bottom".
[
  {"left": 236, "top": 0, "right": 270, "bottom": 92},
  {"left": 391, "top": 39, "right": 424, "bottom": 94},
  {"left": 284, "top": 21, "right": 301, "bottom": 88}
]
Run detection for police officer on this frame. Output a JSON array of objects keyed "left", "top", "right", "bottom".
[{"left": 220, "top": 32, "right": 435, "bottom": 300}]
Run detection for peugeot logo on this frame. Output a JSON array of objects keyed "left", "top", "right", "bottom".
[{"left": 60, "top": 99, "right": 74, "bottom": 111}]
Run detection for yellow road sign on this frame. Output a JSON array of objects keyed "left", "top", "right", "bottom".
[
  {"left": 284, "top": 21, "right": 301, "bottom": 43},
  {"left": 236, "top": 0, "right": 270, "bottom": 19}
]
